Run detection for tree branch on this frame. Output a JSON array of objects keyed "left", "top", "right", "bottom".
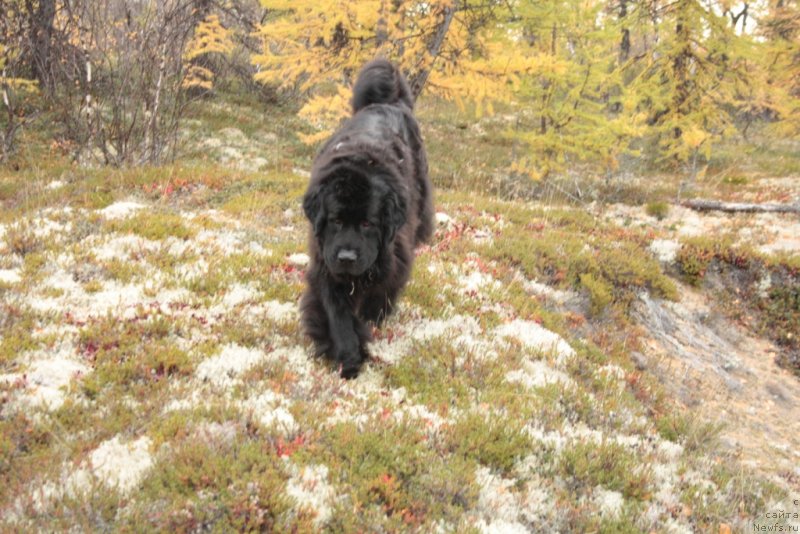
[{"left": 681, "top": 199, "right": 800, "bottom": 214}]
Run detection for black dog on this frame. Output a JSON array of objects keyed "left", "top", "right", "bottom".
[{"left": 300, "top": 59, "right": 434, "bottom": 378}]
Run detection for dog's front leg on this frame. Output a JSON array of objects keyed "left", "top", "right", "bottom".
[{"left": 322, "top": 283, "right": 370, "bottom": 378}]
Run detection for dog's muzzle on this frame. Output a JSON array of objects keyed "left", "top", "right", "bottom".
[
  {"left": 337, "top": 249, "right": 358, "bottom": 264},
  {"left": 331, "top": 248, "right": 366, "bottom": 277}
]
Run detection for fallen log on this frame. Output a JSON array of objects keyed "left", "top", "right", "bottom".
[{"left": 681, "top": 199, "right": 800, "bottom": 214}]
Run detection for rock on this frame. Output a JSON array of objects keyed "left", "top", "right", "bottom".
[
  {"left": 292, "top": 167, "right": 311, "bottom": 179},
  {"left": 649, "top": 239, "right": 680, "bottom": 264},
  {"left": 435, "top": 212, "right": 452, "bottom": 225},
  {"left": 288, "top": 253, "right": 310, "bottom": 267},
  {"left": 630, "top": 351, "right": 648, "bottom": 370}
]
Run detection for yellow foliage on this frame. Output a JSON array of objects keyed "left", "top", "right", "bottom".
[
  {"left": 181, "top": 65, "right": 214, "bottom": 91},
  {"left": 681, "top": 126, "right": 708, "bottom": 149},
  {"left": 253, "top": 1, "right": 527, "bottom": 142},
  {"left": 183, "top": 14, "right": 234, "bottom": 92},
  {"left": 509, "top": 158, "right": 544, "bottom": 182},
  {"left": 298, "top": 85, "right": 352, "bottom": 138},
  {"left": 0, "top": 44, "right": 38, "bottom": 95},
  {"left": 250, "top": 0, "right": 800, "bottom": 171},
  {"left": 184, "top": 14, "right": 234, "bottom": 62}
]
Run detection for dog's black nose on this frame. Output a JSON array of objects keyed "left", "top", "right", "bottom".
[{"left": 337, "top": 249, "right": 358, "bottom": 263}]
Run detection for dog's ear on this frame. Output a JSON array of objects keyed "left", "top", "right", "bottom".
[
  {"left": 303, "top": 184, "right": 327, "bottom": 236},
  {"left": 382, "top": 189, "right": 407, "bottom": 244}
]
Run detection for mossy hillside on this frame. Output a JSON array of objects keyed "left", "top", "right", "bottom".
[
  {"left": 1, "top": 95, "right": 794, "bottom": 532},
  {"left": 1, "top": 192, "right": 786, "bottom": 533},
  {"left": 676, "top": 236, "right": 800, "bottom": 374},
  {"left": 478, "top": 209, "right": 678, "bottom": 316},
  {"left": 558, "top": 440, "right": 651, "bottom": 501},
  {"left": 309, "top": 418, "right": 479, "bottom": 529},
  {"left": 445, "top": 412, "right": 533, "bottom": 477},
  {"left": 107, "top": 211, "right": 196, "bottom": 242},
  {"left": 0, "top": 305, "right": 40, "bottom": 364},
  {"left": 125, "top": 438, "right": 308, "bottom": 532}
]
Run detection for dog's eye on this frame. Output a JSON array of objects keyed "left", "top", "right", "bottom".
[{"left": 360, "top": 220, "right": 372, "bottom": 229}]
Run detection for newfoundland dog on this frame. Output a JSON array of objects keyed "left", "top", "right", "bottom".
[{"left": 300, "top": 59, "right": 434, "bottom": 379}]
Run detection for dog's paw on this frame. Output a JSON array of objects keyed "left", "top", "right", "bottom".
[
  {"left": 340, "top": 362, "right": 361, "bottom": 380},
  {"left": 337, "top": 346, "right": 369, "bottom": 379}
]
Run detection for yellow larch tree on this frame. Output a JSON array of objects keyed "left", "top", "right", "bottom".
[
  {"left": 252, "top": 0, "right": 535, "bottom": 143},
  {"left": 756, "top": 0, "right": 800, "bottom": 138},
  {"left": 507, "top": 0, "right": 645, "bottom": 180},
  {"left": 183, "top": 13, "right": 236, "bottom": 93}
]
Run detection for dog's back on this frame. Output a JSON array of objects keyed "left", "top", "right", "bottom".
[{"left": 345, "top": 59, "right": 433, "bottom": 246}]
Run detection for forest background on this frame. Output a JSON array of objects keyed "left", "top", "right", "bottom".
[
  {"left": 2, "top": 0, "right": 798, "bottom": 187},
  {"left": 2, "top": 2, "right": 800, "bottom": 531}
]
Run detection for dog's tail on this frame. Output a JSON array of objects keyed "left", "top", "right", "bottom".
[{"left": 351, "top": 59, "right": 414, "bottom": 113}]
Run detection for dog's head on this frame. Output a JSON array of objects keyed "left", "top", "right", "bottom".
[{"left": 303, "top": 171, "right": 406, "bottom": 278}]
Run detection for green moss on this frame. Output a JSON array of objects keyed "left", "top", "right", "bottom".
[
  {"left": 220, "top": 179, "right": 305, "bottom": 220},
  {"left": 319, "top": 419, "right": 478, "bottom": 529},
  {"left": 592, "top": 513, "right": 645, "bottom": 534},
  {"left": 185, "top": 267, "right": 228, "bottom": 297},
  {"left": 49, "top": 398, "right": 95, "bottom": 439},
  {"left": 675, "top": 237, "right": 726, "bottom": 285},
  {"left": 763, "top": 284, "right": 800, "bottom": 351},
  {"left": 83, "top": 280, "right": 103, "bottom": 293},
  {"left": 675, "top": 235, "right": 746, "bottom": 286},
  {"left": 4, "top": 221, "right": 41, "bottom": 256},
  {"left": 102, "top": 257, "right": 143, "bottom": 283},
  {"left": 558, "top": 441, "right": 650, "bottom": 500},
  {"left": 80, "top": 190, "right": 115, "bottom": 210},
  {"left": 149, "top": 411, "right": 196, "bottom": 447},
  {"left": 0, "top": 412, "right": 51, "bottom": 485},
  {"left": 385, "top": 337, "right": 507, "bottom": 411},
  {"left": 141, "top": 245, "right": 197, "bottom": 279},
  {"left": 403, "top": 261, "right": 457, "bottom": 314},
  {"left": 109, "top": 211, "right": 195, "bottom": 241},
  {"left": 531, "top": 381, "right": 596, "bottom": 428},
  {"left": 446, "top": 412, "right": 532, "bottom": 476},
  {"left": 0, "top": 306, "right": 39, "bottom": 364},
  {"left": 645, "top": 201, "right": 670, "bottom": 220},
  {"left": 0, "top": 179, "right": 22, "bottom": 201},
  {"left": 208, "top": 172, "right": 306, "bottom": 211},
  {"left": 44, "top": 484, "right": 124, "bottom": 532},
  {"left": 486, "top": 225, "right": 676, "bottom": 316},
  {"left": 580, "top": 272, "right": 613, "bottom": 315},
  {"left": 599, "top": 241, "right": 678, "bottom": 303},
  {"left": 22, "top": 251, "right": 47, "bottom": 278},
  {"left": 681, "top": 461, "right": 787, "bottom": 531},
  {"left": 126, "top": 438, "right": 308, "bottom": 532},
  {"left": 721, "top": 174, "right": 748, "bottom": 186},
  {"left": 184, "top": 250, "right": 304, "bottom": 301},
  {"left": 78, "top": 312, "right": 191, "bottom": 393},
  {"left": 214, "top": 314, "right": 274, "bottom": 348},
  {"left": 655, "top": 412, "right": 691, "bottom": 443}
]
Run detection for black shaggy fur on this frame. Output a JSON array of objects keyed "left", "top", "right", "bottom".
[{"left": 300, "top": 59, "right": 434, "bottom": 379}]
